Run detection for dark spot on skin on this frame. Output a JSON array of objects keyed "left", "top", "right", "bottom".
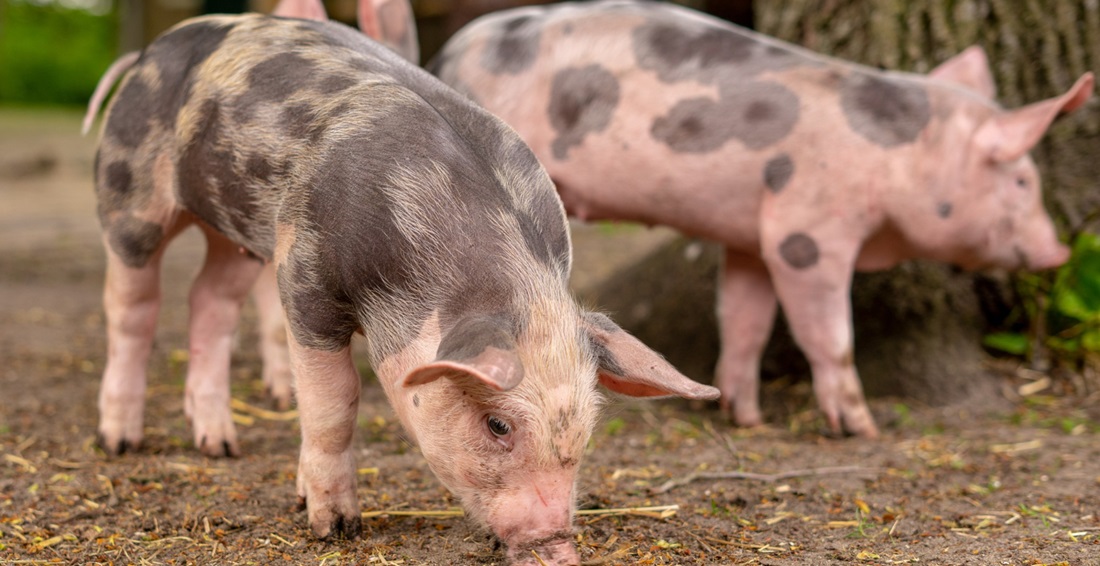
[
  {"left": 584, "top": 312, "right": 621, "bottom": 334},
  {"left": 318, "top": 74, "right": 357, "bottom": 94},
  {"left": 482, "top": 14, "right": 541, "bottom": 75},
  {"left": 937, "top": 202, "right": 953, "bottom": 218},
  {"left": 764, "top": 153, "right": 794, "bottom": 192},
  {"left": 840, "top": 73, "right": 930, "bottom": 147},
  {"left": 142, "top": 20, "right": 233, "bottom": 129},
  {"left": 177, "top": 99, "right": 261, "bottom": 247},
  {"left": 651, "top": 81, "right": 798, "bottom": 152},
  {"left": 105, "top": 76, "right": 153, "bottom": 148},
  {"left": 437, "top": 313, "right": 518, "bottom": 363},
  {"left": 105, "top": 161, "right": 133, "bottom": 196},
  {"left": 245, "top": 154, "right": 273, "bottom": 181},
  {"left": 641, "top": 24, "right": 753, "bottom": 75},
  {"left": 413, "top": 394, "right": 419, "bottom": 408},
  {"left": 107, "top": 214, "right": 164, "bottom": 268},
  {"left": 588, "top": 334, "right": 627, "bottom": 378},
  {"left": 632, "top": 16, "right": 806, "bottom": 85},
  {"left": 234, "top": 52, "right": 317, "bottom": 122},
  {"left": 778, "top": 232, "right": 819, "bottom": 269},
  {"left": 548, "top": 65, "right": 620, "bottom": 160}
]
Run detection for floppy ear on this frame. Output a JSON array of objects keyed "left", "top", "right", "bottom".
[
  {"left": 359, "top": 0, "right": 420, "bottom": 64},
  {"left": 929, "top": 45, "right": 996, "bottom": 99},
  {"left": 403, "top": 314, "right": 523, "bottom": 390},
  {"left": 974, "top": 72, "right": 1094, "bottom": 163},
  {"left": 583, "top": 312, "right": 720, "bottom": 400},
  {"left": 272, "top": 0, "right": 329, "bottom": 20}
]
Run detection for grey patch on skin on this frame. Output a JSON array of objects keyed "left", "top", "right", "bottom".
[
  {"left": 779, "top": 233, "right": 820, "bottom": 269},
  {"left": 105, "top": 161, "right": 133, "bottom": 196},
  {"left": 436, "top": 313, "right": 519, "bottom": 363},
  {"left": 937, "top": 202, "right": 953, "bottom": 218},
  {"left": 583, "top": 312, "right": 621, "bottom": 334},
  {"left": 548, "top": 65, "right": 620, "bottom": 160},
  {"left": 233, "top": 52, "right": 318, "bottom": 122},
  {"left": 481, "top": 14, "right": 541, "bottom": 75},
  {"left": 143, "top": 20, "right": 233, "bottom": 128},
  {"left": 587, "top": 333, "right": 626, "bottom": 378},
  {"left": 632, "top": 16, "right": 808, "bottom": 85},
  {"left": 107, "top": 214, "right": 165, "bottom": 268},
  {"left": 413, "top": 394, "right": 419, "bottom": 408},
  {"left": 840, "top": 73, "right": 930, "bottom": 147},
  {"left": 651, "top": 81, "right": 799, "bottom": 153},
  {"left": 763, "top": 153, "right": 794, "bottom": 192},
  {"left": 105, "top": 76, "right": 154, "bottom": 148},
  {"left": 177, "top": 98, "right": 262, "bottom": 247},
  {"left": 318, "top": 74, "right": 357, "bottom": 94}
]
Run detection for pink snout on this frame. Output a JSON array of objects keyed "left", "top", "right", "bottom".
[
  {"left": 506, "top": 537, "right": 579, "bottom": 566},
  {"left": 1023, "top": 240, "right": 1070, "bottom": 271}
]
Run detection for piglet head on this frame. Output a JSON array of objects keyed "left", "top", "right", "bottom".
[
  {"left": 932, "top": 70, "right": 1092, "bottom": 271},
  {"left": 400, "top": 307, "right": 717, "bottom": 565}
]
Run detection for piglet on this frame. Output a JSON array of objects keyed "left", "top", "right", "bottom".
[
  {"left": 84, "top": 7, "right": 718, "bottom": 565},
  {"left": 430, "top": 0, "right": 1094, "bottom": 438}
]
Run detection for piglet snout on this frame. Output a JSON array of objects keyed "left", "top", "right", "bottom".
[{"left": 507, "top": 536, "right": 580, "bottom": 566}]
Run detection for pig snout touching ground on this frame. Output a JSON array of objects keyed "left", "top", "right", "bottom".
[
  {"left": 430, "top": 0, "right": 1094, "bottom": 438},
  {"left": 85, "top": 4, "right": 717, "bottom": 562}
]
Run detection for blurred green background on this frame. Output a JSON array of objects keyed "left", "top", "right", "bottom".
[{"left": 0, "top": 0, "right": 117, "bottom": 106}]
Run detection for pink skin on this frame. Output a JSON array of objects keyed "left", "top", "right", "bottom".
[{"left": 432, "top": 3, "right": 1094, "bottom": 437}]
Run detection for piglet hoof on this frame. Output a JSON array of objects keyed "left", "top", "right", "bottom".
[
  {"left": 96, "top": 432, "right": 141, "bottom": 457},
  {"left": 265, "top": 383, "right": 294, "bottom": 411},
  {"left": 310, "top": 506, "right": 362, "bottom": 540},
  {"left": 719, "top": 397, "right": 764, "bottom": 429},
  {"left": 197, "top": 434, "right": 241, "bottom": 458}
]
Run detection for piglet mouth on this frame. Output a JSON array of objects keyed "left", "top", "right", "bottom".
[{"left": 504, "top": 530, "right": 579, "bottom": 565}]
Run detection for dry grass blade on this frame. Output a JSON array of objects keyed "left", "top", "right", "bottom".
[
  {"left": 361, "top": 508, "right": 465, "bottom": 518},
  {"left": 577, "top": 505, "right": 679, "bottom": 519},
  {"left": 359, "top": 504, "right": 679, "bottom": 521},
  {"left": 532, "top": 550, "right": 549, "bottom": 566},
  {"left": 230, "top": 398, "right": 299, "bottom": 421},
  {"left": 651, "top": 465, "right": 882, "bottom": 494}
]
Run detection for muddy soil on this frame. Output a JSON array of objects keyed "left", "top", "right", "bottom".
[{"left": 1, "top": 108, "right": 1098, "bottom": 565}]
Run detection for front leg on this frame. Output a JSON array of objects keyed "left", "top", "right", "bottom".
[
  {"left": 289, "top": 333, "right": 362, "bottom": 539},
  {"left": 762, "top": 229, "right": 878, "bottom": 438}
]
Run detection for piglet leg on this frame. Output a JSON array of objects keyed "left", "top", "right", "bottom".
[
  {"left": 290, "top": 337, "right": 362, "bottom": 539},
  {"left": 763, "top": 236, "right": 878, "bottom": 438},
  {"left": 253, "top": 264, "right": 293, "bottom": 410},
  {"left": 714, "top": 249, "right": 778, "bottom": 428},
  {"left": 98, "top": 242, "right": 166, "bottom": 455},
  {"left": 183, "top": 224, "right": 265, "bottom": 457}
]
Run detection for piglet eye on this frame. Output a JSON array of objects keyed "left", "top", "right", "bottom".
[
  {"left": 487, "top": 415, "right": 511, "bottom": 437},
  {"left": 1016, "top": 176, "right": 1028, "bottom": 188}
]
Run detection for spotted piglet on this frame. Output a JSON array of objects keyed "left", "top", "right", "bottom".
[
  {"left": 430, "top": 0, "right": 1094, "bottom": 438},
  {"left": 84, "top": 9, "right": 717, "bottom": 565}
]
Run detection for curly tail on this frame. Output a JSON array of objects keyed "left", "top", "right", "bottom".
[{"left": 82, "top": 51, "right": 141, "bottom": 136}]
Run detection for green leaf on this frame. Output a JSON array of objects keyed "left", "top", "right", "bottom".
[{"left": 982, "top": 332, "right": 1029, "bottom": 355}]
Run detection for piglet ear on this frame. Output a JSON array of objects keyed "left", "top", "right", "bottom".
[
  {"left": 403, "top": 313, "right": 523, "bottom": 390},
  {"left": 583, "top": 312, "right": 720, "bottom": 400},
  {"left": 974, "top": 72, "right": 1094, "bottom": 163},
  {"left": 929, "top": 45, "right": 996, "bottom": 99},
  {"left": 272, "top": 0, "right": 329, "bottom": 20},
  {"left": 359, "top": 0, "right": 420, "bottom": 64},
  {"left": 403, "top": 347, "right": 524, "bottom": 390}
]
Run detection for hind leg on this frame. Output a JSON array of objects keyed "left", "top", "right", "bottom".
[
  {"left": 183, "top": 224, "right": 266, "bottom": 457},
  {"left": 98, "top": 216, "right": 189, "bottom": 455},
  {"left": 253, "top": 264, "right": 293, "bottom": 410}
]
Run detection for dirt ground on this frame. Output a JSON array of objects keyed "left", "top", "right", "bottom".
[{"left": 1, "top": 107, "right": 1099, "bottom": 565}]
